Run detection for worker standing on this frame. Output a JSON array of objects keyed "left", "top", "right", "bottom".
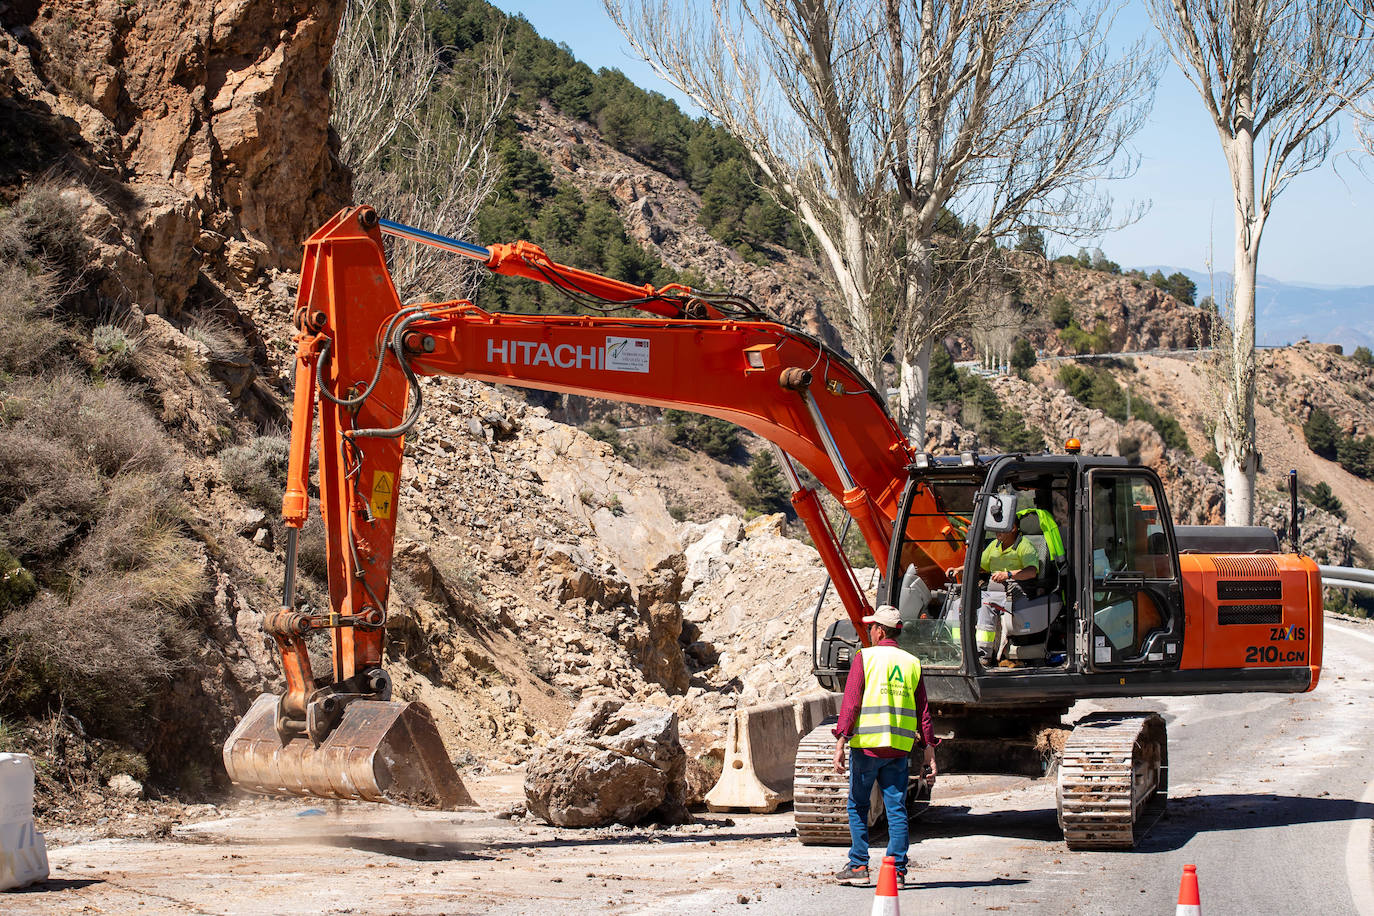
[{"left": 831, "top": 605, "right": 938, "bottom": 887}]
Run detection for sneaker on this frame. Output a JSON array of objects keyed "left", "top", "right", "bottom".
[
  {"left": 897, "top": 869, "right": 909, "bottom": 887},
  {"left": 834, "top": 864, "right": 870, "bottom": 886}
]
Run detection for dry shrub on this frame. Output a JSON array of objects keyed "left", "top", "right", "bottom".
[
  {"left": 0, "top": 474, "right": 205, "bottom": 724},
  {"left": 0, "top": 429, "right": 102, "bottom": 565},
  {"left": 94, "top": 747, "right": 150, "bottom": 784},
  {"left": 0, "top": 182, "right": 88, "bottom": 293},
  {"left": 0, "top": 576, "right": 195, "bottom": 723},
  {"left": 3, "top": 372, "right": 175, "bottom": 478},
  {"left": 75, "top": 382, "right": 176, "bottom": 477},
  {"left": 74, "top": 474, "right": 206, "bottom": 614},
  {"left": 0, "top": 182, "right": 218, "bottom": 744},
  {"left": 91, "top": 319, "right": 143, "bottom": 377},
  {"left": 183, "top": 312, "right": 246, "bottom": 357},
  {"left": 220, "top": 434, "right": 290, "bottom": 509},
  {"left": 0, "top": 374, "right": 180, "bottom": 570},
  {"left": 295, "top": 513, "right": 330, "bottom": 580},
  {"left": 0, "top": 366, "right": 205, "bottom": 729},
  {"left": 0, "top": 264, "right": 68, "bottom": 375}
]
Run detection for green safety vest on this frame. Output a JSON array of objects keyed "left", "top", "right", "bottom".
[
  {"left": 1017, "top": 508, "right": 1066, "bottom": 561},
  {"left": 850, "top": 645, "right": 923, "bottom": 754}
]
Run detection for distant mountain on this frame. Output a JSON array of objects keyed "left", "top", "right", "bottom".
[{"left": 1136, "top": 266, "right": 1374, "bottom": 352}]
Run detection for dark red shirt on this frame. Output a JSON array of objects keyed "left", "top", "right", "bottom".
[{"left": 832, "top": 638, "right": 938, "bottom": 758}]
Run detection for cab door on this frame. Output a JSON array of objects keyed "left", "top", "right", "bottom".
[{"left": 1080, "top": 469, "right": 1185, "bottom": 670}]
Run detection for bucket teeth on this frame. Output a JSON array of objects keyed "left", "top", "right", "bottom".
[{"left": 223, "top": 693, "right": 474, "bottom": 810}]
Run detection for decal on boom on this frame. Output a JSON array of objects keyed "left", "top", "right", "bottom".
[{"left": 485, "top": 336, "right": 651, "bottom": 373}]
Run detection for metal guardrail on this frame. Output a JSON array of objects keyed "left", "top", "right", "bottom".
[
  {"left": 952, "top": 347, "right": 1215, "bottom": 378},
  {"left": 1319, "top": 565, "right": 1374, "bottom": 594},
  {"left": 1036, "top": 347, "right": 1214, "bottom": 365}
]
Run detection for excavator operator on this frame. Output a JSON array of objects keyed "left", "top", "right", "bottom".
[{"left": 945, "top": 492, "right": 1038, "bottom": 663}]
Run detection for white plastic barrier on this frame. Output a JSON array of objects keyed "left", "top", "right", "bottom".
[{"left": 0, "top": 753, "right": 49, "bottom": 891}]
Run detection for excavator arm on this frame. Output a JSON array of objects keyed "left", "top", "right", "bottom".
[{"left": 224, "top": 206, "right": 928, "bottom": 808}]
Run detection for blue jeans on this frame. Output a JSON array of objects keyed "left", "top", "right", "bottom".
[{"left": 846, "top": 749, "right": 910, "bottom": 871}]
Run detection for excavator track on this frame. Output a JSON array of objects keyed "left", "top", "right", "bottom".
[
  {"left": 1056, "top": 711, "right": 1167, "bottom": 850},
  {"left": 793, "top": 718, "right": 931, "bottom": 846},
  {"left": 794, "top": 720, "right": 852, "bottom": 845}
]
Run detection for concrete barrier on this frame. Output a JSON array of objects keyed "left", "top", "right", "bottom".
[
  {"left": 0, "top": 753, "right": 49, "bottom": 891},
  {"left": 705, "top": 693, "right": 841, "bottom": 813}
]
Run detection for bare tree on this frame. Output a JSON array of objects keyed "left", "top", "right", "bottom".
[
  {"left": 606, "top": 0, "right": 1154, "bottom": 436},
  {"left": 974, "top": 291, "right": 1030, "bottom": 375},
  {"left": 1330, "top": 1, "right": 1374, "bottom": 157},
  {"left": 331, "top": 0, "right": 510, "bottom": 302},
  {"left": 1147, "top": 0, "right": 1374, "bottom": 525}
]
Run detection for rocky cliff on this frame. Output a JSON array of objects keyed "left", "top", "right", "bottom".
[
  {"left": 0, "top": 0, "right": 352, "bottom": 810},
  {"left": 1013, "top": 253, "right": 1210, "bottom": 354},
  {"left": 0, "top": 0, "right": 347, "bottom": 315}
]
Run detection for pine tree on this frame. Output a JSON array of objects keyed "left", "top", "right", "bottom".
[{"left": 1303, "top": 407, "right": 1340, "bottom": 460}]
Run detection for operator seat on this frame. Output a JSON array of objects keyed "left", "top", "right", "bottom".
[{"left": 1016, "top": 511, "right": 1059, "bottom": 599}]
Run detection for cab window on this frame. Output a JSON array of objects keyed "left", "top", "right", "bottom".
[
  {"left": 891, "top": 477, "right": 979, "bottom": 668},
  {"left": 1091, "top": 475, "right": 1174, "bottom": 580},
  {"left": 1089, "top": 473, "right": 1178, "bottom": 663}
]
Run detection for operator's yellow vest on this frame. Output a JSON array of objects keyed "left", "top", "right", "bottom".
[{"left": 850, "top": 644, "right": 923, "bottom": 754}]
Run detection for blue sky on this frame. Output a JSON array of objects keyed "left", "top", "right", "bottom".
[{"left": 490, "top": 0, "right": 1374, "bottom": 287}]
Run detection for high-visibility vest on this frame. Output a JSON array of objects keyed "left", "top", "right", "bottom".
[
  {"left": 1017, "top": 508, "right": 1066, "bottom": 561},
  {"left": 950, "top": 623, "right": 997, "bottom": 646},
  {"left": 850, "top": 645, "right": 923, "bottom": 754}
]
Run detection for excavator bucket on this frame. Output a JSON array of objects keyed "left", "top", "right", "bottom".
[{"left": 222, "top": 694, "right": 474, "bottom": 809}]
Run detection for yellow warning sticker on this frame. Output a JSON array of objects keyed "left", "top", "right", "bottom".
[{"left": 371, "top": 471, "right": 394, "bottom": 519}]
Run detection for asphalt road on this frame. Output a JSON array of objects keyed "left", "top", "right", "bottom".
[{"left": 18, "top": 618, "right": 1374, "bottom": 915}]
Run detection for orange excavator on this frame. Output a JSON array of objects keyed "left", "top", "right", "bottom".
[{"left": 224, "top": 207, "right": 1323, "bottom": 849}]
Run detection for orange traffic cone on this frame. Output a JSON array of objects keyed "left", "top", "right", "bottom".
[
  {"left": 1176, "top": 863, "right": 1201, "bottom": 915},
  {"left": 869, "top": 855, "right": 901, "bottom": 916}
]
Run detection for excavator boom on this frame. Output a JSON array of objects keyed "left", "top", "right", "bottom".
[{"left": 224, "top": 207, "right": 937, "bottom": 807}]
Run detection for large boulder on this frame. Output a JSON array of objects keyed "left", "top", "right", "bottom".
[
  {"left": 530, "top": 418, "right": 683, "bottom": 583},
  {"left": 524, "top": 697, "right": 689, "bottom": 827},
  {"left": 680, "top": 515, "right": 744, "bottom": 599}
]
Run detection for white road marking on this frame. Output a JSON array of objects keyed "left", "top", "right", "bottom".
[
  {"left": 1347, "top": 776, "right": 1374, "bottom": 916},
  {"left": 1331, "top": 622, "right": 1374, "bottom": 649},
  {"left": 1331, "top": 624, "right": 1374, "bottom": 915}
]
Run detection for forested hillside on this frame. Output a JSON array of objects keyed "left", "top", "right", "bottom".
[
  {"left": 396, "top": 0, "right": 1357, "bottom": 538},
  {"left": 427, "top": 0, "right": 804, "bottom": 318}
]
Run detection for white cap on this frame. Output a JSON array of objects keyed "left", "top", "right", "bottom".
[{"left": 861, "top": 605, "right": 902, "bottom": 628}]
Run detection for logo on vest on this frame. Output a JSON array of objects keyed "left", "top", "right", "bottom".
[{"left": 887, "top": 665, "right": 905, "bottom": 685}]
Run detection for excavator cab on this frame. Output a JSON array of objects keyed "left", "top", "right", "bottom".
[
  {"left": 815, "top": 454, "right": 1202, "bottom": 700},
  {"left": 871, "top": 455, "right": 1190, "bottom": 692}
]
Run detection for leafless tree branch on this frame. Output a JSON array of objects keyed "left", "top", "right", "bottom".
[
  {"left": 331, "top": 0, "right": 511, "bottom": 302},
  {"left": 606, "top": 0, "right": 1156, "bottom": 436}
]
